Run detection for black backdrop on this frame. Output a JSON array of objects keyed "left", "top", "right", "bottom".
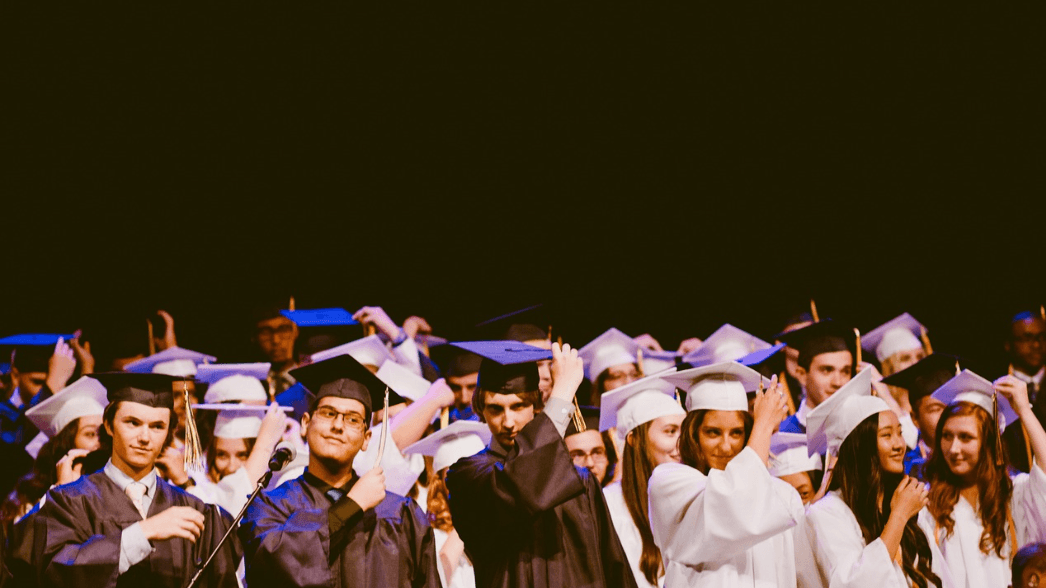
[{"left": 4, "top": 5, "right": 1045, "bottom": 375}]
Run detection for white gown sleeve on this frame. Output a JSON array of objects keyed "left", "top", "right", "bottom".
[
  {"left": 647, "top": 446, "right": 802, "bottom": 567},
  {"left": 804, "top": 493, "right": 904, "bottom": 588},
  {"left": 392, "top": 338, "right": 424, "bottom": 377},
  {"left": 1012, "top": 460, "right": 1046, "bottom": 546},
  {"left": 353, "top": 421, "right": 425, "bottom": 495}
]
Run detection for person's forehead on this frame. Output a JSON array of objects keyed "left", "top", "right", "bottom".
[
  {"left": 810, "top": 350, "right": 852, "bottom": 367},
  {"left": 1016, "top": 317, "right": 1046, "bottom": 332},
  {"left": 483, "top": 391, "right": 529, "bottom": 406},
  {"left": 565, "top": 430, "right": 604, "bottom": 450},
  {"left": 447, "top": 372, "right": 478, "bottom": 384},
  {"left": 115, "top": 401, "right": 171, "bottom": 421},
  {"left": 316, "top": 396, "right": 367, "bottom": 414},
  {"left": 701, "top": 410, "right": 745, "bottom": 427},
  {"left": 877, "top": 410, "right": 900, "bottom": 427},
  {"left": 944, "top": 413, "right": 980, "bottom": 430},
  {"left": 607, "top": 362, "right": 637, "bottom": 374},
  {"left": 257, "top": 315, "right": 294, "bottom": 329},
  {"left": 214, "top": 436, "right": 249, "bottom": 450}
]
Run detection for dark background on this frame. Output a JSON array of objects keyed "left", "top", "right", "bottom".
[{"left": 3, "top": 5, "right": 1044, "bottom": 373}]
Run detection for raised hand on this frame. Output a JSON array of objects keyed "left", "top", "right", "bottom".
[
  {"left": 348, "top": 466, "right": 386, "bottom": 511},
  {"left": 549, "top": 343, "right": 585, "bottom": 402},
  {"left": 140, "top": 506, "right": 205, "bottom": 543},
  {"left": 889, "top": 476, "right": 929, "bottom": 521},
  {"left": 69, "top": 331, "right": 95, "bottom": 375},
  {"left": 353, "top": 306, "right": 401, "bottom": 340},
  {"left": 994, "top": 375, "right": 1031, "bottom": 414},
  {"left": 751, "top": 375, "right": 788, "bottom": 431},
  {"left": 55, "top": 448, "right": 91, "bottom": 485},
  {"left": 155, "top": 446, "right": 190, "bottom": 487},
  {"left": 633, "top": 334, "right": 664, "bottom": 352},
  {"left": 47, "top": 337, "right": 77, "bottom": 393},
  {"left": 403, "top": 316, "right": 433, "bottom": 340},
  {"left": 676, "top": 337, "right": 703, "bottom": 355}
]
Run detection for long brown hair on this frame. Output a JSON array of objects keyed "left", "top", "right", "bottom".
[
  {"left": 621, "top": 422, "right": 661, "bottom": 585},
  {"left": 830, "top": 414, "right": 942, "bottom": 588},
  {"left": 678, "top": 409, "right": 753, "bottom": 474},
  {"left": 427, "top": 468, "right": 454, "bottom": 533},
  {"left": 925, "top": 402, "right": 1013, "bottom": 557}
]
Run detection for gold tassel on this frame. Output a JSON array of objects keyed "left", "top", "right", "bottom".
[
  {"left": 288, "top": 296, "right": 296, "bottom": 312},
  {"left": 955, "top": 361, "right": 961, "bottom": 376},
  {"left": 374, "top": 387, "right": 391, "bottom": 463},
  {"left": 1041, "top": 305, "right": 1045, "bottom": 321},
  {"left": 993, "top": 388, "right": 1005, "bottom": 467},
  {"left": 182, "top": 380, "right": 204, "bottom": 472},
  {"left": 636, "top": 348, "right": 645, "bottom": 378},
  {"left": 853, "top": 328, "right": 862, "bottom": 366},
  {"left": 572, "top": 397, "right": 586, "bottom": 432},
  {"left": 920, "top": 326, "right": 933, "bottom": 355},
  {"left": 778, "top": 372, "right": 797, "bottom": 415},
  {"left": 440, "top": 406, "right": 449, "bottom": 429},
  {"left": 146, "top": 319, "right": 156, "bottom": 356},
  {"left": 547, "top": 324, "right": 553, "bottom": 342},
  {"left": 810, "top": 299, "right": 820, "bottom": 323}
]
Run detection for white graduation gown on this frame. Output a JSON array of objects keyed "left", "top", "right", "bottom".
[
  {"left": 916, "top": 464, "right": 1046, "bottom": 588},
  {"left": 603, "top": 481, "right": 662, "bottom": 588},
  {"left": 352, "top": 421, "right": 427, "bottom": 496},
  {"left": 647, "top": 447, "right": 804, "bottom": 588},
  {"left": 798, "top": 491, "right": 954, "bottom": 588},
  {"left": 434, "top": 528, "right": 476, "bottom": 588},
  {"left": 188, "top": 467, "right": 255, "bottom": 516}
]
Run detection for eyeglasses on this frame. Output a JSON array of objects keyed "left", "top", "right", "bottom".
[
  {"left": 312, "top": 407, "right": 367, "bottom": 431},
  {"left": 256, "top": 324, "right": 295, "bottom": 342},
  {"left": 569, "top": 447, "right": 608, "bottom": 464}
]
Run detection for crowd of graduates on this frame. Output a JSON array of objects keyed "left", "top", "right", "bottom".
[{"left": 1, "top": 299, "right": 1045, "bottom": 588}]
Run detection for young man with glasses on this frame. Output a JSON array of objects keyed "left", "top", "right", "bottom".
[
  {"left": 565, "top": 405, "right": 615, "bottom": 487},
  {"left": 239, "top": 354, "right": 438, "bottom": 588},
  {"left": 1003, "top": 309, "right": 1046, "bottom": 472}
]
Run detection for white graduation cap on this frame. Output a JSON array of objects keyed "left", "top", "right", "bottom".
[
  {"left": 683, "top": 324, "right": 772, "bottom": 368},
  {"left": 198, "top": 363, "right": 271, "bottom": 404},
  {"left": 310, "top": 335, "right": 395, "bottom": 369},
  {"left": 806, "top": 369, "right": 887, "bottom": 457},
  {"left": 123, "top": 346, "right": 217, "bottom": 377},
  {"left": 192, "top": 404, "right": 292, "bottom": 439},
  {"left": 598, "top": 375, "right": 685, "bottom": 433},
  {"left": 579, "top": 328, "right": 640, "bottom": 382},
  {"left": 769, "top": 432, "right": 822, "bottom": 477},
  {"left": 662, "top": 361, "right": 768, "bottom": 413},
  {"left": 374, "top": 360, "right": 431, "bottom": 402},
  {"left": 25, "top": 376, "right": 107, "bottom": 437},
  {"left": 931, "top": 369, "right": 1019, "bottom": 433},
  {"left": 402, "top": 420, "right": 492, "bottom": 472},
  {"left": 641, "top": 350, "right": 680, "bottom": 376},
  {"left": 862, "top": 313, "right": 926, "bottom": 363}
]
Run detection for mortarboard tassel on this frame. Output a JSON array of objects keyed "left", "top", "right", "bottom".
[
  {"left": 853, "top": 328, "right": 862, "bottom": 366},
  {"left": 810, "top": 299, "right": 820, "bottom": 323},
  {"left": 147, "top": 318, "right": 156, "bottom": 356},
  {"left": 955, "top": 361, "right": 961, "bottom": 376},
  {"left": 1041, "top": 305, "right": 1045, "bottom": 321},
  {"left": 992, "top": 388, "right": 1005, "bottom": 468},
  {"left": 182, "top": 380, "right": 205, "bottom": 472},
  {"left": 572, "top": 397, "right": 586, "bottom": 432},
  {"left": 374, "top": 387, "right": 391, "bottom": 464},
  {"left": 440, "top": 406, "right": 449, "bottom": 430},
  {"left": 288, "top": 296, "right": 295, "bottom": 312},
  {"left": 920, "top": 326, "right": 933, "bottom": 355},
  {"left": 778, "top": 372, "right": 797, "bottom": 415}
]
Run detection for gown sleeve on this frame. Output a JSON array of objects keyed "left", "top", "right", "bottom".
[
  {"left": 35, "top": 488, "right": 122, "bottom": 588},
  {"left": 1011, "top": 460, "right": 1046, "bottom": 546},
  {"left": 646, "top": 447, "right": 802, "bottom": 567},
  {"left": 803, "top": 494, "right": 899, "bottom": 588},
  {"left": 239, "top": 488, "right": 333, "bottom": 588},
  {"left": 354, "top": 422, "right": 425, "bottom": 496},
  {"left": 195, "top": 502, "right": 243, "bottom": 588}
]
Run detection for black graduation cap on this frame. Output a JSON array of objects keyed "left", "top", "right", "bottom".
[
  {"left": 881, "top": 353, "right": 961, "bottom": 403},
  {"left": 89, "top": 372, "right": 183, "bottom": 410},
  {"left": 290, "top": 354, "right": 404, "bottom": 419},
  {"left": 565, "top": 405, "right": 600, "bottom": 437},
  {"left": 775, "top": 319, "right": 856, "bottom": 369},
  {"left": 430, "top": 345, "right": 483, "bottom": 378},
  {"left": 737, "top": 342, "right": 788, "bottom": 379},
  {"left": 474, "top": 304, "right": 552, "bottom": 343},
  {"left": 451, "top": 341, "right": 553, "bottom": 396}
]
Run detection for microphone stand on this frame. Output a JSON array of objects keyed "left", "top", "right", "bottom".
[{"left": 186, "top": 469, "right": 274, "bottom": 588}]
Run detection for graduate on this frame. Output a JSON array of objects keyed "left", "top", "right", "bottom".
[
  {"left": 798, "top": 369, "right": 950, "bottom": 588},
  {"left": 597, "top": 375, "right": 686, "bottom": 587},
  {"left": 917, "top": 370, "right": 1046, "bottom": 588},
  {"left": 403, "top": 420, "right": 492, "bottom": 588},
  {"left": 1013, "top": 543, "right": 1046, "bottom": 588},
  {"left": 29, "top": 372, "right": 241, "bottom": 587},
  {"left": 445, "top": 341, "right": 636, "bottom": 588},
  {"left": 681, "top": 323, "right": 771, "bottom": 368},
  {"left": 579, "top": 329, "right": 642, "bottom": 405},
  {"left": 564, "top": 405, "right": 615, "bottom": 487},
  {"left": 239, "top": 354, "right": 438, "bottom": 588},
  {"left": 777, "top": 320, "right": 856, "bottom": 434},
  {"left": 438, "top": 349, "right": 482, "bottom": 423},
  {"left": 768, "top": 432, "right": 823, "bottom": 505},
  {"left": 880, "top": 354, "right": 957, "bottom": 477},
  {"left": 862, "top": 313, "right": 931, "bottom": 414},
  {"left": 647, "top": 361, "right": 801, "bottom": 587}
]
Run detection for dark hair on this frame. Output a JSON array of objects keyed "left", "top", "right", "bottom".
[
  {"left": 830, "top": 414, "right": 941, "bottom": 588},
  {"left": 925, "top": 402, "right": 1013, "bottom": 558},
  {"left": 678, "top": 409, "right": 753, "bottom": 474},
  {"left": 1013, "top": 542, "right": 1046, "bottom": 588},
  {"left": 621, "top": 422, "right": 663, "bottom": 585},
  {"left": 34, "top": 418, "right": 86, "bottom": 487},
  {"left": 471, "top": 387, "right": 543, "bottom": 422},
  {"left": 205, "top": 435, "right": 257, "bottom": 483},
  {"left": 102, "top": 401, "right": 177, "bottom": 453}
]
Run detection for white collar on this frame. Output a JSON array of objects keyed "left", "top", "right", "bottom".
[
  {"left": 796, "top": 397, "right": 811, "bottom": 426},
  {"left": 1012, "top": 366, "right": 1045, "bottom": 386},
  {"left": 104, "top": 459, "right": 158, "bottom": 497}
]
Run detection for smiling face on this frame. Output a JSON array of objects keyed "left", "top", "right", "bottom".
[
  {"left": 480, "top": 392, "right": 536, "bottom": 448},
  {"left": 106, "top": 402, "right": 172, "bottom": 476},
  {"left": 645, "top": 413, "right": 684, "bottom": 466},
  {"left": 914, "top": 395, "right": 946, "bottom": 447},
  {"left": 940, "top": 414, "right": 982, "bottom": 480},
  {"left": 798, "top": 351, "right": 853, "bottom": 408},
  {"left": 877, "top": 410, "right": 906, "bottom": 474},
  {"left": 213, "top": 436, "right": 251, "bottom": 480},
  {"left": 302, "top": 396, "right": 371, "bottom": 467},
  {"left": 697, "top": 410, "right": 747, "bottom": 471}
]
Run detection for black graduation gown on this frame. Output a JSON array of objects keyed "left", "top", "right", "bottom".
[
  {"left": 445, "top": 413, "right": 637, "bottom": 588},
  {"left": 30, "top": 471, "right": 241, "bottom": 588},
  {"left": 239, "top": 475, "right": 438, "bottom": 588}
]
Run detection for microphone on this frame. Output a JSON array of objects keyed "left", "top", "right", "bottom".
[{"left": 268, "top": 441, "right": 297, "bottom": 471}]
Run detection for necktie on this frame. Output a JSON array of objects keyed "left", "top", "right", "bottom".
[{"left": 125, "top": 482, "right": 148, "bottom": 519}]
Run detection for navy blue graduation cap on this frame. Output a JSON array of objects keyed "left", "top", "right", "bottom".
[
  {"left": 290, "top": 354, "right": 404, "bottom": 420},
  {"left": 89, "top": 372, "right": 183, "bottom": 410},
  {"left": 282, "top": 307, "right": 363, "bottom": 357},
  {"left": 275, "top": 382, "right": 311, "bottom": 421},
  {"left": 775, "top": 319, "right": 856, "bottom": 369},
  {"left": 880, "top": 353, "right": 961, "bottom": 403},
  {"left": 737, "top": 342, "right": 787, "bottom": 379},
  {"left": 451, "top": 341, "right": 552, "bottom": 396},
  {"left": 280, "top": 308, "right": 359, "bottom": 327},
  {"left": 0, "top": 333, "right": 75, "bottom": 374}
]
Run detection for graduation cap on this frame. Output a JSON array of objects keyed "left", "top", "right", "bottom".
[
  {"left": 275, "top": 383, "right": 311, "bottom": 421},
  {"left": 310, "top": 335, "right": 395, "bottom": 369},
  {"left": 280, "top": 308, "right": 358, "bottom": 328},
  {"left": 474, "top": 304, "right": 552, "bottom": 344},
  {"left": 566, "top": 405, "right": 601, "bottom": 437},
  {"left": 89, "top": 372, "right": 183, "bottom": 410},
  {"left": 402, "top": 420, "right": 492, "bottom": 472},
  {"left": 122, "top": 346, "right": 216, "bottom": 377},
  {"left": 769, "top": 432, "right": 822, "bottom": 477},
  {"left": 281, "top": 307, "right": 363, "bottom": 356},
  {"left": 0, "top": 334, "right": 74, "bottom": 374},
  {"left": 775, "top": 319, "right": 855, "bottom": 370},
  {"left": 662, "top": 361, "right": 768, "bottom": 412},
  {"left": 578, "top": 328, "right": 640, "bottom": 383},
  {"left": 862, "top": 313, "right": 929, "bottom": 363},
  {"left": 880, "top": 353, "right": 960, "bottom": 404},
  {"left": 683, "top": 324, "right": 772, "bottom": 368},
  {"left": 598, "top": 375, "right": 685, "bottom": 433},
  {"left": 197, "top": 363, "right": 271, "bottom": 404},
  {"left": 931, "top": 370, "right": 1019, "bottom": 433},
  {"left": 451, "top": 341, "right": 552, "bottom": 396},
  {"left": 290, "top": 354, "right": 404, "bottom": 419},
  {"left": 430, "top": 345, "right": 483, "bottom": 378},
  {"left": 190, "top": 405, "right": 290, "bottom": 439},
  {"left": 737, "top": 343, "right": 788, "bottom": 378},
  {"left": 375, "top": 360, "right": 432, "bottom": 402},
  {"left": 25, "top": 376, "right": 107, "bottom": 437},
  {"left": 806, "top": 369, "right": 885, "bottom": 457}
]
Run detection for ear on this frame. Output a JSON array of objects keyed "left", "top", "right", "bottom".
[
  {"left": 360, "top": 428, "right": 372, "bottom": 452},
  {"left": 301, "top": 413, "right": 311, "bottom": 433},
  {"left": 625, "top": 430, "right": 637, "bottom": 448},
  {"left": 104, "top": 419, "right": 114, "bottom": 437},
  {"left": 795, "top": 365, "right": 808, "bottom": 387}
]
